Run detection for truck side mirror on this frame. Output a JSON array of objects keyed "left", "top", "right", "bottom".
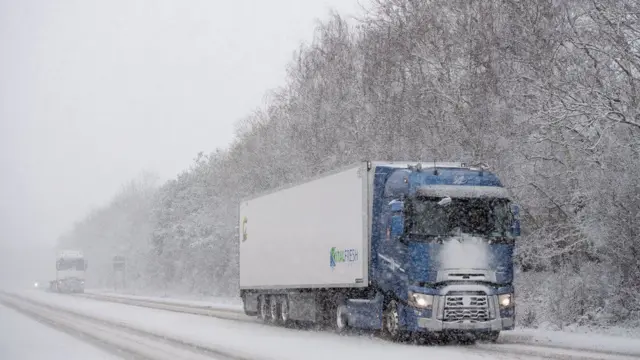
[
  {"left": 510, "top": 203, "right": 521, "bottom": 237},
  {"left": 391, "top": 214, "right": 404, "bottom": 237}
]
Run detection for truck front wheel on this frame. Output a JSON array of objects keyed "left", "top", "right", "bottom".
[
  {"left": 335, "top": 304, "right": 349, "bottom": 333},
  {"left": 383, "top": 300, "right": 403, "bottom": 341}
]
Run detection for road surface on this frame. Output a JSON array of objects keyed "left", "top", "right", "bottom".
[
  {"left": 3, "top": 289, "right": 640, "bottom": 360},
  {"left": 0, "top": 302, "right": 121, "bottom": 360}
]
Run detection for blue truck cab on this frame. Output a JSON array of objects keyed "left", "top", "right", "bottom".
[{"left": 340, "top": 162, "right": 520, "bottom": 341}]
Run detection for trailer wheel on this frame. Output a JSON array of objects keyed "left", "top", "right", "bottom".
[
  {"left": 269, "top": 295, "right": 280, "bottom": 324},
  {"left": 258, "top": 295, "right": 270, "bottom": 322},
  {"left": 279, "top": 297, "right": 290, "bottom": 326}
]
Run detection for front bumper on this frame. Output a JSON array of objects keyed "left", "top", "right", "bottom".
[
  {"left": 416, "top": 316, "right": 513, "bottom": 331},
  {"left": 401, "top": 289, "right": 515, "bottom": 333}
]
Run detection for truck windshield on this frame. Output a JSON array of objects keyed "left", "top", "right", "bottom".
[
  {"left": 406, "top": 197, "right": 513, "bottom": 239},
  {"left": 56, "top": 258, "right": 86, "bottom": 271}
]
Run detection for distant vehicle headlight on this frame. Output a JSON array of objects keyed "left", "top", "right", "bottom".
[{"left": 34, "top": 282, "right": 39, "bottom": 288}]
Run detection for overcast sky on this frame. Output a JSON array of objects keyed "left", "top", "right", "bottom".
[{"left": 0, "top": 0, "right": 367, "bottom": 251}]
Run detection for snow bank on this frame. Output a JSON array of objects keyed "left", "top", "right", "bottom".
[{"left": 503, "top": 329, "right": 640, "bottom": 357}]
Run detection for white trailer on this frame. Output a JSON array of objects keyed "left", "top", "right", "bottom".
[{"left": 239, "top": 163, "right": 370, "bottom": 291}]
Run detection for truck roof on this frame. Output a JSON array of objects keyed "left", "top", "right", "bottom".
[
  {"left": 57, "top": 250, "right": 84, "bottom": 259},
  {"left": 379, "top": 163, "right": 505, "bottom": 196},
  {"left": 373, "top": 161, "right": 468, "bottom": 169}
]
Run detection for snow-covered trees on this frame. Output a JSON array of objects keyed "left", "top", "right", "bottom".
[
  {"left": 57, "top": 172, "right": 158, "bottom": 290},
  {"left": 148, "top": 151, "right": 239, "bottom": 295},
  {"left": 58, "top": 0, "right": 639, "bottom": 327}
]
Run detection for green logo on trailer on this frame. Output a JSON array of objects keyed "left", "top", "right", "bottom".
[{"left": 330, "top": 247, "right": 359, "bottom": 269}]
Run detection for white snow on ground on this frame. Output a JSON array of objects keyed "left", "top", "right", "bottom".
[
  {"left": 20, "top": 290, "right": 520, "bottom": 360},
  {"left": 0, "top": 302, "right": 121, "bottom": 360},
  {"left": 556, "top": 324, "right": 640, "bottom": 339},
  {"left": 500, "top": 329, "right": 640, "bottom": 357},
  {"left": 88, "top": 288, "right": 640, "bottom": 350}
]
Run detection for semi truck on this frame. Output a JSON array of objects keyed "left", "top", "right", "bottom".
[
  {"left": 238, "top": 161, "right": 520, "bottom": 341},
  {"left": 50, "top": 250, "right": 87, "bottom": 293}
]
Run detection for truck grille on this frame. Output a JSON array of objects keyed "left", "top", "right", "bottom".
[
  {"left": 445, "top": 295, "right": 487, "bottom": 308},
  {"left": 443, "top": 295, "right": 489, "bottom": 322}
]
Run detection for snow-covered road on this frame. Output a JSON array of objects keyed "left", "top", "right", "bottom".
[
  {"left": 0, "top": 300, "right": 120, "bottom": 360},
  {"left": 0, "top": 291, "right": 249, "bottom": 360},
  {"left": 6, "top": 289, "right": 640, "bottom": 360},
  {"left": 81, "top": 289, "right": 640, "bottom": 359}
]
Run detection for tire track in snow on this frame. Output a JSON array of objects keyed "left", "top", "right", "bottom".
[
  {"left": 76, "top": 292, "right": 251, "bottom": 322},
  {"left": 0, "top": 291, "right": 264, "bottom": 360}
]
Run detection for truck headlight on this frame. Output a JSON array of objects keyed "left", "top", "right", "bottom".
[
  {"left": 409, "top": 292, "right": 433, "bottom": 309},
  {"left": 498, "top": 293, "right": 513, "bottom": 307}
]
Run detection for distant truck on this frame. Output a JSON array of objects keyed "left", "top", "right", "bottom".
[
  {"left": 239, "top": 161, "right": 520, "bottom": 341},
  {"left": 50, "top": 250, "right": 87, "bottom": 293}
]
